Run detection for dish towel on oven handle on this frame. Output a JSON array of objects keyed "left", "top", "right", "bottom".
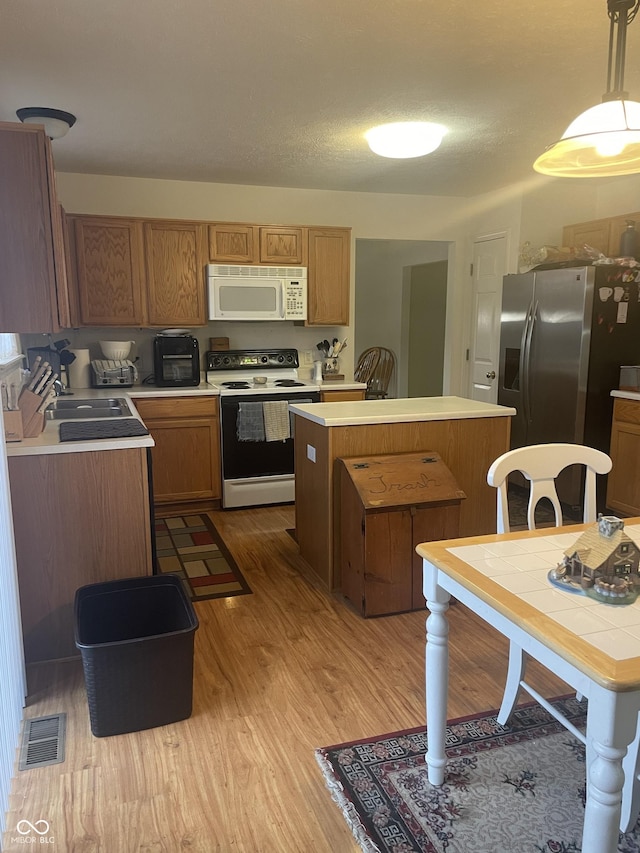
[
  {"left": 237, "top": 402, "right": 265, "bottom": 441},
  {"left": 263, "top": 400, "right": 290, "bottom": 442}
]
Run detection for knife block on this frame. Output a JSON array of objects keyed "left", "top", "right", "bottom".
[
  {"left": 2, "top": 410, "right": 23, "bottom": 442},
  {"left": 18, "top": 389, "right": 46, "bottom": 437}
]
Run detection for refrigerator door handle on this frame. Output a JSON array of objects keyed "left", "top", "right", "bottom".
[{"left": 522, "top": 299, "right": 537, "bottom": 427}]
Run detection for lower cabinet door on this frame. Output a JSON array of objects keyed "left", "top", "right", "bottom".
[
  {"left": 134, "top": 397, "right": 221, "bottom": 505},
  {"left": 146, "top": 416, "right": 221, "bottom": 503}
]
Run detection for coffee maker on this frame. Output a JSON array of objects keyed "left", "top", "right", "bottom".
[{"left": 153, "top": 334, "right": 200, "bottom": 387}]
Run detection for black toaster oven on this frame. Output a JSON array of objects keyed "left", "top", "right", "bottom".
[{"left": 153, "top": 334, "right": 200, "bottom": 387}]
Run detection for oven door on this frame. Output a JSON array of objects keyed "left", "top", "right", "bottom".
[{"left": 220, "top": 391, "right": 319, "bottom": 508}]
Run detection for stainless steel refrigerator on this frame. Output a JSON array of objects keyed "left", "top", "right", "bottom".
[{"left": 497, "top": 264, "right": 640, "bottom": 509}]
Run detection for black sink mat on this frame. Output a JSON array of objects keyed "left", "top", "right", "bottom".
[{"left": 59, "top": 418, "right": 149, "bottom": 442}]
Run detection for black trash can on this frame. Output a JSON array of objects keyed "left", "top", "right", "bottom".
[{"left": 74, "top": 574, "right": 199, "bottom": 737}]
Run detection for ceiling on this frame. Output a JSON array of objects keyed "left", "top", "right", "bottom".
[{"left": 1, "top": 0, "right": 638, "bottom": 198}]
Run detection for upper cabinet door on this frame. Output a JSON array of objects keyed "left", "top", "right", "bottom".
[
  {"left": 307, "top": 227, "right": 351, "bottom": 326},
  {"left": 144, "top": 221, "right": 207, "bottom": 327},
  {"left": 0, "top": 122, "right": 67, "bottom": 333},
  {"left": 259, "top": 226, "right": 306, "bottom": 265},
  {"left": 209, "top": 223, "right": 257, "bottom": 263},
  {"left": 74, "top": 217, "right": 146, "bottom": 326}
]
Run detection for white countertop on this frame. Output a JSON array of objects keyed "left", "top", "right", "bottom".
[
  {"left": 6, "top": 387, "right": 158, "bottom": 457},
  {"left": 611, "top": 389, "right": 640, "bottom": 401},
  {"left": 289, "top": 395, "right": 517, "bottom": 426}
]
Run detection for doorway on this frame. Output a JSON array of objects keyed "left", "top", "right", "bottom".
[{"left": 355, "top": 239, "right": 449, "bottom": 398}]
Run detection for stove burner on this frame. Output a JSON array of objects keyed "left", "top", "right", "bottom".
[
  {"left": 275, "top": 380, "right": 304, "bottom": 387},
  {"left": 222, "top": 381, "right": 251, "bottom": 389}
]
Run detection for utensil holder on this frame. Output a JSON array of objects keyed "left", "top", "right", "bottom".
[
  {"left": 3, "top": 410, "right": 23, "bottom": 442},
  {"left": 18, "top": 389, "right": 46, "bottom": 437},
  {"left": 322, "top": 357, "right": 340, "bottom": 376}
]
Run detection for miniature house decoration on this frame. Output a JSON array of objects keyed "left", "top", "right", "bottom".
[{"left": 551, "top": 515, "right": 640, "bottom": 602}]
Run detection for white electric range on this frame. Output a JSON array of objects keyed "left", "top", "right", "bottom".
[{"left": 206, "top": 348, "right": 320, "bottom": 508}]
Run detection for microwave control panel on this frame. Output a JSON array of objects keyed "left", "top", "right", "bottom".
[{"left": 284, "top": 279, "right": 306, "bottom": 320}]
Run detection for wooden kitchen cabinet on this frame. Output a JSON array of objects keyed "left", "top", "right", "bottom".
[
  {"left": 307, "top": 227, "right": 350, "bottom": 326},
  {"left": 606, "top": 397, "right": 640, "bottom": 516},
  {"left": 144, "top": 220, "right": 207, "bottom": 326},
  {"left": 0, "top": 122, "right": 70, "bottom": 333},
  {"left": 319, "top": 389, "right": 365, "bottom": 402},
  {"left": 68, "top": 214, "right": 350, "bottom": 328},
  {"left": 208, "top": 223, "right": 306, "bottom": 265},
  {"left": 258, "top": 226, "right": 305, "bottom": 264},
  {"left": 208, "top": 223, "right": 256, "bottom": 263},
  {"left": 8, "top": 447, "right": 153, "bottom": 663},
  {"left": 562, "top": 219, "right": 612, "bottom": 256},
  {"left": 73, "top": 216, "right": 147, "bottom": 325},
  {"left": 72, "top": 215, "right": 208, "bottom": 327},
  {"left": 135, "top": 396, "right": 221, "bottom": 509},
  {"left": 562, "top": 210, "right": 640, "bottom": 257}
]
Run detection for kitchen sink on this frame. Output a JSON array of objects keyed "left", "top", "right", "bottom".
[{"left": 45, "top": 397, "right": 133, "bottom": 420}]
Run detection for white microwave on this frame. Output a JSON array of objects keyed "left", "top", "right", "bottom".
[{"left": 207, "top": 264, "right": 307, "bottom": 321}]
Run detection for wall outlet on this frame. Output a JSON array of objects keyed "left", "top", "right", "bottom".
[
  {"left": 306, "top": 444, "right": 316, "bottom": 462},
  {"left": 301, "top": 350, "right": 314, "bottom": 366}
]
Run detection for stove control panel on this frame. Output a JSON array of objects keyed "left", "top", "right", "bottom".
[{"left": 206, "top": 348, "right": 299, "bottom": 371}]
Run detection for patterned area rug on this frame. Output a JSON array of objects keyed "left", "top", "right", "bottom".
[
  {"left": 154, "top": 513, "right": 251, "bottom": 603},
  {"left": 316, "top": 697, "right": 640, "bottom": 853}
]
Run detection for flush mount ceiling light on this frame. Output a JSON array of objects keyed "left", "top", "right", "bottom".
[
  {"left": 365, "top": 121, "right": 447, "bottom": 159},
  {"left": 534, "top": 0, "right": 640, "bottom": 177},
  {"left": 16, "top": 107, "right": 76, "bottom": 139}
]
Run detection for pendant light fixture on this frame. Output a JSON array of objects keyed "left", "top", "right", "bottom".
[
  {"left": 16, "top": 107, "right": 76, "bottom": 140},
  {"left": 534, "top": 0, "right": 640, "bottom": 177}
]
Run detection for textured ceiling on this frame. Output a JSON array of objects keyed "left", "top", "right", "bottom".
[{"left": 1, "top": 0, "right": 637, "bottom": 197}]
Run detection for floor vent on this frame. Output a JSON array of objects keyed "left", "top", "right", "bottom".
[{"left": 18, "top": 713, "right": 66, "bottom": 770}]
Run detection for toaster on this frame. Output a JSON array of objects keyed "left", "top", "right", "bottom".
[{"left": 91, "top": 359, "right": 138, "bottom": 387}]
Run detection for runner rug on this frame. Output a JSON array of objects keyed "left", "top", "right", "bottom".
[
  {"left": 316, "top": 696, "right": 640, "bottom": 853},
  {"left": 154, "top": 513, "right": 251, "bottom": 603}
]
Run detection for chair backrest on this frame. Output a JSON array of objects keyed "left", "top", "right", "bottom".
[
  {"left": 355, "top": 347, "right": 396, "bottom": 398},
  {"left": 354, "top": 348, "right": 380, "bottom": 386},
  {"left": 486, "top": 443, "right": 613, "bottom": 533}
]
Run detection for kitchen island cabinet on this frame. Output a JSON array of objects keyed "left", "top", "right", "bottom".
[
  {"left": 134, "top": 395, "right": 221, "bottom": 511},
  {"left": 8, "top": 446, "right": 153, "bottom": 663},
  {"left": 606, "top": 391, "right": 640, "bottom": 516},
  {"left": 0, "top": 122, "right": 70, "bottom": 333},
  {"left": 290, "top": 396, "right": 515, "bottom": 591}
]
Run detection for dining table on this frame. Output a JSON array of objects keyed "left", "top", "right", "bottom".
[{"left": 417, "top": 517, "right": 640, "bottom": 853}]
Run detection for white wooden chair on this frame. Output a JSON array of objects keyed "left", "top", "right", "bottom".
[{"left": 487, "top": 443, "right": 640, "bottom": 832}]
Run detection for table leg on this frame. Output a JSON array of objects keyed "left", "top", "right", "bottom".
[
  {"left": 424, "top": 562, "right": 450, "bottom": 786},
  {"left": 583, "top": 687, "right": 639, "bottom": 853}
]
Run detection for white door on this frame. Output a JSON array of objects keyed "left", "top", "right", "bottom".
[{"left": 469, "top": 233, "right": 508, "bottom": 403}]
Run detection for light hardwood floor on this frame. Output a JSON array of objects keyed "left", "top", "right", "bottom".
[{"left": 3, "top": 504, "right": 567, "bottom": 852}]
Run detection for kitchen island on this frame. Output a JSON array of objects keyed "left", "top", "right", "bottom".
[{"left": 290, "top": 396, "right": 516, "bottom": 591}]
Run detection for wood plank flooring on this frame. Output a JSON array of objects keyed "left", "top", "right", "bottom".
[{"left": 3, "top": 504, "right": 567, "bottom": 852}]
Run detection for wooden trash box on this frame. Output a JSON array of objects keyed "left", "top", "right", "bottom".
[{"left": 338, "top": 451, "right": 466, "bottom": 617}]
